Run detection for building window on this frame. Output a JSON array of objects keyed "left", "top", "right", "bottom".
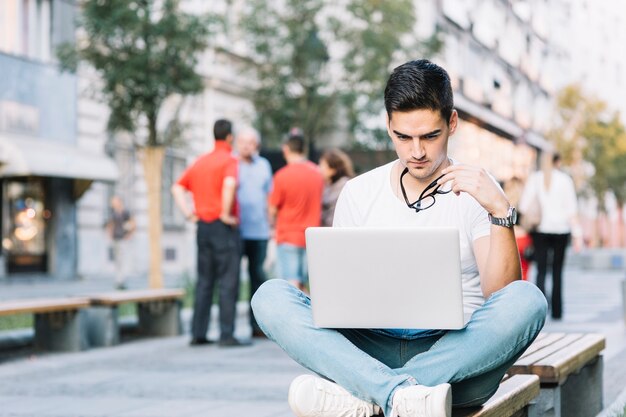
[
  {"left": 0, "top": 0, "right": 52, "bottom": 61},
  {"left": 162, "top": 153, "right": 186, "bottom": 228}
]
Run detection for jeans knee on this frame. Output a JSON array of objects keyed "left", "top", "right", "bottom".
[
  {"left": 251, "top": 279, "right": 291, "bottom": 324},
  {"left": 488, "top": 281, "right": 547, "bottom": 336},
  {"left": 510, "top": 280, "right": 548, "bottom": 323}
]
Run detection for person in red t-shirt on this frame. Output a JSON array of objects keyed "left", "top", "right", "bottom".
[
  {"left": 171, "top": 119, "right": 248, "bottom": 348},
  {"left": 269, "top": 131, "right": 324, "bottom": 291}
]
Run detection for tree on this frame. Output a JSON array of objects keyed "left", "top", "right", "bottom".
[
  {"left": 58, "top": 0, "right": 214, "bottom": 288},
  {"left": 240, "top": 0, "right": 440, "bottom": 151}
]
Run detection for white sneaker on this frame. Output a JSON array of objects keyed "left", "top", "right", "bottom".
[
  {"left": 288, "top": 374, "right": 382, "bottom": 417},
  {"left": 390, "top": 383, "right": 451, "bottom": 417}
]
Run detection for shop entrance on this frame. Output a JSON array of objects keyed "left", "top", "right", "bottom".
[{"left": 2, "top": 179, "right": 48, "bottom": 273}]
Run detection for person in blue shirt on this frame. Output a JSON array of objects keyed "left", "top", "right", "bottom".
[{"left": 236, "top": 127, "right": 273, "bottom": 338}]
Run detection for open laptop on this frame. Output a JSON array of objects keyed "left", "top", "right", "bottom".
[{"left": 305, "top": 227, "right": 470, "bottom": 330}]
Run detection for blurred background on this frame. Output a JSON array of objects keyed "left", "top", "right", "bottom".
[{"left": 1, "top": 0, "right": 625, "bottom": 285}]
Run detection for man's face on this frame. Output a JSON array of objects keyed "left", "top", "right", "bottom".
[
  {"left": 387, "top": 109, "right": 457, "bottom": 182},
  {"left": 236, "top": 133, "right": 258, "bottom": 159}
]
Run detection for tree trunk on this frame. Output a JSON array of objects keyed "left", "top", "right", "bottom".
[{"left": 142, "top": 146, "right": 165, "bottom": 288}]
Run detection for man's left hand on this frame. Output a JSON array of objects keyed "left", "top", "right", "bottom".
[{"left": 438, "top": 164, "right": 510, "bottom": 217}]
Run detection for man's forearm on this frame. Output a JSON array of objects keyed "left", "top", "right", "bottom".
[
  {"left": 482, "top": 227, "right": 521, "bottom": 297},
  {"left": 268, "top": 205, "right": 277, "bottom": 227},
  {"left": 171, "top": 184, "right": 193, "bottom": 219},
  {"left": 221, "top": 177, "right": 236, "bottom": 217}
]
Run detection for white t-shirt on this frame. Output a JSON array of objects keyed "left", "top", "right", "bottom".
[
  {"left": 519, "top": 170, "right": 577, "bottom": 234},
  {"left": 333, "top": 160, "right": 491, "bottom": 316}
]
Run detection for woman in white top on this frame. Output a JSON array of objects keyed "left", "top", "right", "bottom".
[{"left": 519, "top": 153, "right": 583, "bottom": 319}]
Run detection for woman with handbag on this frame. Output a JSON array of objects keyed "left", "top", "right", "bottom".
[{"left": 519, "top": 153, "right": 583, "bottom": 319}]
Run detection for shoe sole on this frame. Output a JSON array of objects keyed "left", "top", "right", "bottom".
[{"left": 288, "top": 375, "right": 314, "bottom": 416}]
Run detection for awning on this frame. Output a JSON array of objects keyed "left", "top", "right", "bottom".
[
  {"left": 523, "top": 131, "right": 554, "bottom": 152},
  {"left": 454, "top": 93, "right": 524, "bottom": 139},
  {"left": 0, "top": 133, "right": 119, "bottom": 198}
]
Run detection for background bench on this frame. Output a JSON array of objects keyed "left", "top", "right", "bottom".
[
  {"left": 509, "top": 332, "right": 606, "bottom": 417},
  {"left": 0, "top": 298, "right": 89, "bottom": 352},
  {"left": 454, "top": 374, "right": 540, "bottom": 417},
  {"left": 85, "top": 288, "right": 185, "bottom": 347}
]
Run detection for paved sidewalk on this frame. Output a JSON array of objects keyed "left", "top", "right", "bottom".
[
  {"left": 0, "top": 336, "right": 303, "bottom": 417},
  {"left": 1, "top": 263, "right": 625, "bottom": 416}
]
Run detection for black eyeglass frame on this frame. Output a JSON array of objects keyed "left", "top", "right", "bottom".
[{"left": 400, "top": 167, "right": 451, "bottom": 213}]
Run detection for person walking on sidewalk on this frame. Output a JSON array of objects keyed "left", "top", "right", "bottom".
[
  {"left": 268, "top": 130, "right": 324, "bottom": 292},
  {"left": 106, "top": 195, "right": 136, "bottom": 290},
  {"left": 172, "top": 119, "right": 248, "bottom": 347},
  {"left": 235, "top": 127, "right": 273, "bottom": 338},
  {"left": 252, "top": 60, "right": 547, "bottom": 417},
  {"left": 519, "top": 153, "right": 583, "bottom": 319}
]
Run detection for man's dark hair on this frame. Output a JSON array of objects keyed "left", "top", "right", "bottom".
[
  {"left": 384, "top": 59, "right": 454, "bottom": 124},
  {"left": 284, "top": 128, "right": 305, "bottom": 154},
  {"left": 213, "top": 119, "right": 232, "bottom": 141},
  {"left": 553, "top": 153, "right": 561, "bottom": 164}
]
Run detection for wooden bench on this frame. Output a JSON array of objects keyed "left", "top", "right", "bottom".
[
  {"left": 0, "top": 297, "right": 90, "bottom": 352},
  {"left": 84, "top": 288, "right": 185, "bottom": 347},
  {"left": 508, "top": 332, "right": 606, "bottom": 417},
  {"left": 453, "top": 374, "right": 540, "bottom": 417}
]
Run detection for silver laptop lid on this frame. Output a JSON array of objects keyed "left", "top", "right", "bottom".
[{"left": 306, "top": 227, "right": 465, "bottom": 329}]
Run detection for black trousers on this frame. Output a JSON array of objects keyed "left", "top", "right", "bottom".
[
  {"left": 241, "top": 239, "right": 269, "bottom": 332},
  {"left": 192, "top": 220, "right": 241, "bottom": 340},
  {"left": 531, "top": 232, "right": 570, "bottom": 319}
]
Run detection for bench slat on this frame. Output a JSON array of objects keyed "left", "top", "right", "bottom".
[
  {"left": 0, "top": 298, "right": 90, "bottom": 316},
  {"left": 530, "top": 333, "right": 606, "bottom": 384},
  {"left": 453, "top": 375, "right": 540, "bottom": 417},
  {"left": 88, "top": 289, "right": 185, "bottom": 306},
  {"left": 517, "top": 332, "right": 567, "bottom": 360},
  {"left": 511, "top": 333, "right": 584, "bottom": 370}
]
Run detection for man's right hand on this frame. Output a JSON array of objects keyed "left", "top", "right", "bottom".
[
  {"left": 220, "top": 213, "right": 238, "bottom": 226},
  {"left": 186, "top": 213, "right": 198, "bottom": 223}
]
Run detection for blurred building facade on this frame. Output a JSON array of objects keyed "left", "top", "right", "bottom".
[
  {"left": 415, "top": 0, "right": 569, "bottom": 187},
  {"left": 0, "top": 0, "right": 118, "bottom": 280}
]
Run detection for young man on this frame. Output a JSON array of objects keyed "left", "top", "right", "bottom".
[
  {"left": 235, "top": 127, "right": 273, "bottom": 337},
  {"left": 172, "top": 119, "right": 247, "bottom": 347},
  {"left": 268, "top": 131, "right": 324, "bottom": 291},
  {"left": 252, "top": 60, "right": 547, "bottom": 417}
]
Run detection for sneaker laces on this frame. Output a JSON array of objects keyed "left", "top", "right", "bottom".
[
  {"left": 316, "top": 382, "right": 377, "bottom": 417},
  {"left": 391, "top": 391, "right": 428, "bottom": 417}
]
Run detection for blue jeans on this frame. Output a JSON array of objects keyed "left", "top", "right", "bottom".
[
  {"left": 252, "top": 279, "right": 547, "bottom": 416},
  {"left": 276, "top": 243, "right": 308, "bottom": 284}
]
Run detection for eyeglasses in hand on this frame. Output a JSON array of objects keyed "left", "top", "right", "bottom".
[{"left": 400, "top": 167, "right": 451, "bottom": 213}]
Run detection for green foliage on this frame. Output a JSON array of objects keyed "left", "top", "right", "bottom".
[
  {"left": 57, "top": 0, "right": 215, "bottom": 147},
  {"left": 0, "top": 314, "right": 32, "bottom": 331},
  {"left": 550, "top": 85, "right": 626, "bottom": 211},
  {"left": 240, "top": 0, "right": 439, "bottom": 150}
]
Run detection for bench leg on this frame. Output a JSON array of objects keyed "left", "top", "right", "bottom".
[
  {"left": 137, "top": 300, "right": 182, "bottom": 337},
  {"left": 528, "top": 386, "right": 561, "bottom": 417},
  {"left": 560, "top": 355, "right": 603, "bottom": 417},
  {"left": 528, "top": 355, "right": 604, "bottom": 417},
  {"left": 84, "top": 306, "right": 120, "bottom": 347},
  {"left": 34, "top": 309, "right": 85, "bottom": 352}
]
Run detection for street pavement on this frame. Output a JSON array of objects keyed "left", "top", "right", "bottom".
[{"left": 0, "top": 259, "right": 625, "bottom": 417}]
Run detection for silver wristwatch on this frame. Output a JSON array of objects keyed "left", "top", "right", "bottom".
[{"left": 488, "top": 206, "right": 517, "bottom": 228}]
